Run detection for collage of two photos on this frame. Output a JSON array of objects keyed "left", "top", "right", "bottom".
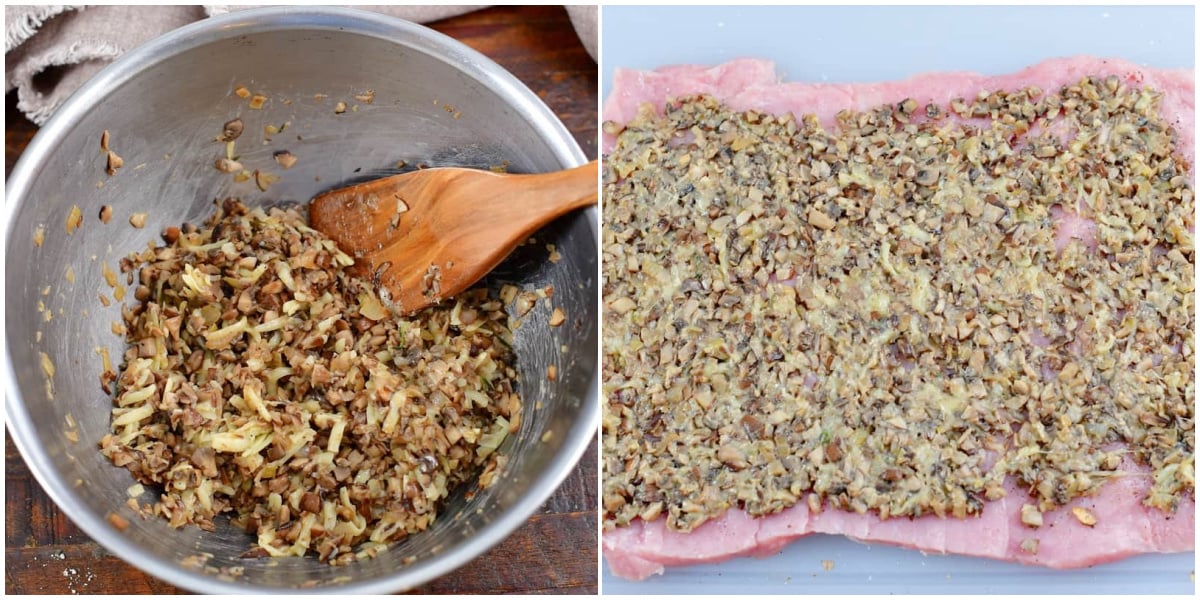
[{"left": 3, "top": 3, "right": 1195, "bottom": 595}]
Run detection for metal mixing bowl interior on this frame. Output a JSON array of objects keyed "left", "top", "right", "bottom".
[{"left": 3, "top": 6, "right": 598, "bottom": 593}]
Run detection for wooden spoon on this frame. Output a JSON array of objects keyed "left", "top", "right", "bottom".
[{"left": 309, "top": 160, "right": 597, "bottom": 314}]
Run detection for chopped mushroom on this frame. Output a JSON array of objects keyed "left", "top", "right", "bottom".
[
  {"left": 807, "top": 209, "right": 836, "bottom": 230},
  {"left": 609, "top": 297, "right": 636, "bottom": 315},
  {"left": 99, "top": 198, "right": 521, "bottom": 564},
  {"left": 254, "top": 170, "right": 279, "bottom": 192},
  {"left": 220, "top": 118, "right": 244, "bottom": 141},
  {"left": 601, "top": 75, "right": 1193, "bottom": 532},
  {"left": 106, "top": 150, "right": 124, "bottom": 176},
  {"left": 273, "top": 150, "right": 297, "bottom": 169},
  {"left": 214, "top": 158, "right": 242, "bottom": 173}
]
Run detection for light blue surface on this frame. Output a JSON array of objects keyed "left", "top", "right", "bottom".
[
  {"left": 602, "top": 6, "right": 1194, "bottom": 98},
  {"left": 602, "top": 533, "right": 1196, "bottom": 595},
  {"left": 600, "top": 5, "right": 1196, "bottom": 595}
]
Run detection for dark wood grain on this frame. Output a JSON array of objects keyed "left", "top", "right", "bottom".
[{"left": 4, "top": 5, "right": 598, "bottom": 595}]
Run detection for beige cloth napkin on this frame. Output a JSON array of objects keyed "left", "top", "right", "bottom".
[{"left": 5, "top": 5, "right": 597, "bottom": 125}]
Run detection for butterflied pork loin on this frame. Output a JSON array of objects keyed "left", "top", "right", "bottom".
[{"left": 601, "top": 57, "right": 1194, "bottom": 580}]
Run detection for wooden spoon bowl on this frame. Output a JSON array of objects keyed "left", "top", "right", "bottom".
[{"left": 309, "top": 160, "right": 597, "bottom": 314}]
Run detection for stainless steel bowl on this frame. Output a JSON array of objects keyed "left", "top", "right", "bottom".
[{"left": 3, "top": 6, "right": 597, "bottom": 593}]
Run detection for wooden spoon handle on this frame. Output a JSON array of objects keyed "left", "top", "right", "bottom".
[
  {"left": 464, "top": 160, "right": 598, "bottom": 223},
  {"left": 361, "top": 160, "right": 596, "bottom": 313},
  {"left": 400, "top": 160, "right": 596, "bottom": 259}
]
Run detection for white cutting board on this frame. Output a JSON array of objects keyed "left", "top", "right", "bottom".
[{"left": 599, "top": 5, "right": 1196, "bottom": 594}]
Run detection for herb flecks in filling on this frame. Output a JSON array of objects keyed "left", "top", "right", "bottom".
[{"left": 601, "top": 76, "right": 1194, "bottom": 532}]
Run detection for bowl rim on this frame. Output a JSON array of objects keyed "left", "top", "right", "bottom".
[{"left": 3, "top": 5, "right": 597, "bottom": 593}]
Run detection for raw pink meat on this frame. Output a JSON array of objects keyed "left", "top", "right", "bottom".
[
  {"left": 605, "top": 457, "right": 1196, "bottom": 581},
  {"left": 603, "top": 56, "right": 1194, "bottom": 164},
  {"left": 602, "top": 57, "right": 1195, "bottom": 580}
]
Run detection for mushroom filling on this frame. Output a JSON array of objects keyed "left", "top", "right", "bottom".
[
  {"left": 100, "top": 199, "right": 521, "bottom": 564},
  {"left": 602, "top": 76, "right": 1194, "bottom": 532}
]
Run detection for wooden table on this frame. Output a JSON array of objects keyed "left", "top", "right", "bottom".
[{"left": 4, "top": 6, "right": 598, "bottom": 594}]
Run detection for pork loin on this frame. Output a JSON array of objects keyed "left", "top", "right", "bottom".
[{"left": 601, "top": 56, "right": 1195, "bottom": 581}]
